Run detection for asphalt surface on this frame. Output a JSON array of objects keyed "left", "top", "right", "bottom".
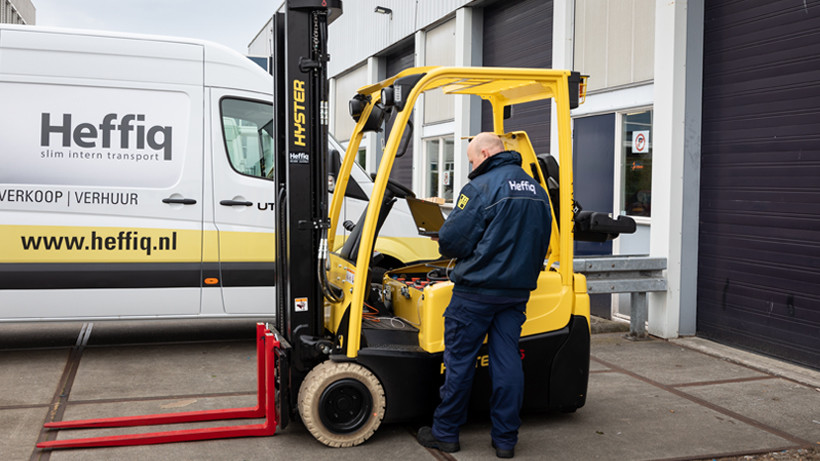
[{"left": 2, "top": 318, "right": 818, "bottom": 461}]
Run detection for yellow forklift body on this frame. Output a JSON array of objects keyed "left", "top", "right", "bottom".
[
  {"left": 326, "top": 225, "right": 578, "bottom": 355},
  {"left": 325, "top": 66, "right": 588, "bottom": 358},
  {"left": 382, "top": 261, "right": 575, "bottom": 353},
  {"left": 327, "top": 252, "right": 355, "bottom": 339}
]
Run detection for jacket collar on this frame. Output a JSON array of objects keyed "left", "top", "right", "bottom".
[{"left": 467, "top": 150, "right": 522, "bottom": 180}]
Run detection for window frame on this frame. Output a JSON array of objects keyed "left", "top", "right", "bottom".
[
  {"left": 613, "top": 107, "right": 653, "bottom": 225},
  {"left": 218, "top": 96, "right": 275, "bottom": 181},
  {"left": 421, "top": 135, "right": 455, "bottom": 202}
]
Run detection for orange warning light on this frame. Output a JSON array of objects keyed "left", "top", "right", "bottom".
[
  {"left": 204, "top": 278, "right": 219, "bottom": 285},
  {"left": 579, "top": 75, "right": 589, "bottom": 105}
]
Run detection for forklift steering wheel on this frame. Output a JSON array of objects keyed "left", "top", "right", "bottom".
[{"left": 370, "top": 173, "right": 415, "bottom": 199}]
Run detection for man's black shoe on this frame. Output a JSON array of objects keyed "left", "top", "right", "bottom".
[
  {"left": 492, "top": 440, "right": 515, "bottom": 458},
  {"left": 417, "top": 426, "right": 460, "bottom": 453}
]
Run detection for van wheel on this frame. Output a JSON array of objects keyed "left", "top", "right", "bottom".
[{"left": 298, "top": 360, "right": 385, "bottom": 447}]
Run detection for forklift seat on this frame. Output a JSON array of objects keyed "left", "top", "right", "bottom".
[
  {"left": 537, "top": 153, "right": 561, "bottom": 230},
  {"left": 536, "top": 153, "right": 636, "bottom": 241}
]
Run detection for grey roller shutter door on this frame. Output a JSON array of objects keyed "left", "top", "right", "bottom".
[
  {"left": 698, "top": 0, "right": 820, "bottom": 369},
  {"left": 481, "top": 0, "right": 553, "bottom": 154}
]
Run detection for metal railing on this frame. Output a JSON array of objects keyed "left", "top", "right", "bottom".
[{"left": 574, "top": 256, "right": 667, "bottom": 339}]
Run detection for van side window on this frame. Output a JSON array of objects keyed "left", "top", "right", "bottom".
[{"left": 220, "top": 98, "right": 274, "bottom": 179}]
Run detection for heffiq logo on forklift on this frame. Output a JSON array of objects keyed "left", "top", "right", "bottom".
[
  {"left": 289, "top": 152, "right": 309, "bottom": 163},
  {"left": 40, "top": 113, "right": 173, "bottom": 160},
  {"left": 508, "top": 180, "right": 537, "bottom": 195},
  {"left": 292, "top": 79, "right": 307, "bottom": 147}
]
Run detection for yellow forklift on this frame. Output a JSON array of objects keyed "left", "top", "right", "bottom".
[
  {"left": 38, "top": 0, "right": 634, "bottom": 450},
  {"left": 296, "top": 66, "right": 607, "bottom": 447}
]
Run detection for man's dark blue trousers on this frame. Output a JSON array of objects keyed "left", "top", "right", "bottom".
[{"left": 431, "top": 291, "right": 528, "bottom": 451}]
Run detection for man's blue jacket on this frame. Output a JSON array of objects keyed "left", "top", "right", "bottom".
[{"left": 438, "top": 150, "right": 552, "bottom": 299}]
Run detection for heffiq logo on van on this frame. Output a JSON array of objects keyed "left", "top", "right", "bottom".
[{"left": 40, "top": 113, "right": 173, "bottom": 160}]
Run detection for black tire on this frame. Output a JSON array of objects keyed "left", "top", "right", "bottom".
[{"left": 297, "top": 361, "right": 386, "bottom": 447}]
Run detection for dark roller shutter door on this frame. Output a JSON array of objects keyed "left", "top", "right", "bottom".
[
  {"left": 698, "top": 0, "right": 820, "bottom": 369},
  {"left": 385, "top": 41, "right": 415, "bottom": 189},
  {"left": 385, "top": 42, "right": 414, "bottom": 77},
  {"left": 481, "top": 0, "right": 552, "bottom": 154}
]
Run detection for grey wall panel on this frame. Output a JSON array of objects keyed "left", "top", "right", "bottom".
[{"left": 328, "top": 0, "right": 471, "bottom": 77}]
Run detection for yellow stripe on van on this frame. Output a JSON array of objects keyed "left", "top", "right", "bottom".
[
  {"left": 217, "top": 230, "right": 274, "bottom": 262},
  {"left": 3, "top": 225, "right": 201, "bottom": 263}
]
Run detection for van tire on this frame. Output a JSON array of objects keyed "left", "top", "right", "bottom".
[{"left": 297, "top": 360, "right": 385, "bottom": 447}]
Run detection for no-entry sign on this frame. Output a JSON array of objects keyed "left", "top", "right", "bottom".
[{"left": 633, "top": 130, "right": 649, "bottom": 154}]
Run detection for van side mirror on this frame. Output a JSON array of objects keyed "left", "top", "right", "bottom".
[
  {"left": 327, "top": 149, "right": 341, "bottom": 193},
  {"left": 328, "top": 149, "right": 341, "bottom": 178}
]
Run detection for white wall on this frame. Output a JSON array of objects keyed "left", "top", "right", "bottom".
[
  {"left": 4, "top": 0, "right": 35, "bottom": 25},
  {"left": 332, "top": 64, "right": 369, "bottom": 142},
  {"left": 327, "top": 0, "right": 472, "bottom": 77},
  {"left": 574, "top": 0, "right": 655, "bottom": 92},
  {"left": 423, "top": 18, "right": 456, "bottom": 124},
  {"left": 247, "top": 17, "right": 273, "bottom": 57},
  {"left": 649, "top": 0, "right": 703, "bottom": 338}
]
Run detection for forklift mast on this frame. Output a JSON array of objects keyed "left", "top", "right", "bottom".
[{"left": 273, "top": 0, "right": 342, "bottom": 384}]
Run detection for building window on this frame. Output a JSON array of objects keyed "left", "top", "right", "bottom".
[
  {"left": 423, "top": 136, "right": 454, "bottom": 201},
  {"left": 620, "top": 110, "right": 653, "bottom": 217},
  {"left": 423, "top": 19, "right": 456, "bottom": 124},
  {"left": 331, "top": 65, "right": 368, "bottom": 144},
  {"left": 356, "top": 146, "right": 366, "bottom": 169},
  {"left": 220, "top": 98, "right": 274, "bottom": 179}
]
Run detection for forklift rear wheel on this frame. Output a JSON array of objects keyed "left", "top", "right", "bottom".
[{"left": 298, "top": 360, "right": 385, "bottom": 447}]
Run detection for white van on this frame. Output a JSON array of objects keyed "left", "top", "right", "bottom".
[{"left": 0, "top": 25, "right": 438, "bottom": 322}]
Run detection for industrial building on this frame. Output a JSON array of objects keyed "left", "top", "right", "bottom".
[
  {"left": 1, "top": 0, "right": 35, "bottom": 25},
  {"left": 250, "top": 0, "right": 820, "bottom": 370}
]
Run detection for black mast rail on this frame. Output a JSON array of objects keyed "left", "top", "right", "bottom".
[{"left": 273, "top": 0, "right": 343, "bottom": 417}]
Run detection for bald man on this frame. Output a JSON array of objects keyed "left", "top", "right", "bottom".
[{"left": 417, "top": 133, "right": 552, "bottom": 459}]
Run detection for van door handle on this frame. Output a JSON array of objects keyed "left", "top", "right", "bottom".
[
  {"left": 163, "top": 197, "right": 197, "bottom": 205},
  {"left": 220, "top": 200, "right": 253, "bottom": 207}
]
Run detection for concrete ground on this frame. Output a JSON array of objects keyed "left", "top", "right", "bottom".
[{"left": 2, "top": 318, "right": 818, "bottom": 461}]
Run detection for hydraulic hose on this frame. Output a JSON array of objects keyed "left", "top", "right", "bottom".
[{"left": 318, "top": 227, "right": 344, "bottom": 303}]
